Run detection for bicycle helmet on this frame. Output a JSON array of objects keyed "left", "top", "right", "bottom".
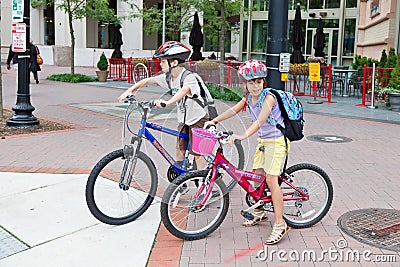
[
  {"left": 238, "top": 59, "right": 268, "bottom": 81},
  {"left": 154, "top": 41, "right": 191, "bottom": 61}
]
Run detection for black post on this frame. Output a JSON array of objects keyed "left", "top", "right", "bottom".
[
  {"left": 7, "top": 0, "right": 39, "bottom": 127},
  {"left": 266, "top": 0, "right": 289, "bottom": 90}
]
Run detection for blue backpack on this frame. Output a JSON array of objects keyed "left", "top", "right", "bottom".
[
  {"left": 269, "top": 89, "right": 304, "bottom": 142},
  {"left": 255, "top": 88, "right": 304, "bottom": 142}
]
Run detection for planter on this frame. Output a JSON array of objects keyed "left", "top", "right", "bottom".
[
  {"left": 388, "top": 93, "right": 400, "bottom": 111},
  {"left": 289, "top": 66, "right": 309, "bottom": 76},
  {"left": 96, "top": 70, "right": 109, "bottom": 82}
]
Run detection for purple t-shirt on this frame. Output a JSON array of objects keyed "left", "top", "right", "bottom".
[{"left": 247, "top": 88, "right": 284, "bottom": 139}]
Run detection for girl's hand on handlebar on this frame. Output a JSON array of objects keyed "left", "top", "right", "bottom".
[
  {"left": 203, "top": 121, "right": 215, "bottom": 129},
  {"left": 227, "top": 134, "right": 239, "bottom": 146}
]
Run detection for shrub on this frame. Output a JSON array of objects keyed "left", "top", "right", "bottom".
[
  {"left": 47, "top": 74, "right": 97, "bottom": 83},
  {"left": 207, "top": 84, "right": 243, "bottom": 102},
  {"left": 97, "top": 52, "right": 109, "bottom": 71},
  {"left": 379, "top": 49, "right": 387, "bottom": 68},
  {"left": 385, "top": 48, "right": 397, "bottom": 68}
]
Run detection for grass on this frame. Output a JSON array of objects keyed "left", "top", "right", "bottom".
[{"left": 47, "top": 73, "right": 97, "bottom": 83}]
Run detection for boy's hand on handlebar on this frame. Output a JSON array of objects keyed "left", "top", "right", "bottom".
[
  {"left": 118, "top": 91, "right": 131, "bottom": 102},
  {"left": 155, "top": 99, "right": 167, "bottom": 108}
]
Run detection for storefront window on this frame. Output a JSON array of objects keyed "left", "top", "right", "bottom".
[
  {"left": 325, "top": 0, "right": 340, "bottom": 8},
  {"left": 97, "top": 0, "right": 117, "bottom": 48},
  {"left": 288, "top": 0, "right": 307, "bottom": 10},
  {"left": 253, "top": 0, "right": 269, "bottom": 11},
  {"left": 251, "top": 20, "right": 268, "bottom": 53},
  {"left": 343, "top": 19, "right": 356, "bottom": 56},
  {"left": 309, "top": 0, "right": 324, "bottom": 9},
  {"left": 44, "top": 2, "right": 55, "bottom": 45},
  {"left": 346, "top": 0, "right": 357, "bottom": 8}
]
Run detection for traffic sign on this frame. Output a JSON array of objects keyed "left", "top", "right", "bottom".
[
  {"left": 12, "top": 23, "right": 27, "bottom": 52},
  {"left": 279, "top": 53, "right": 291, "bottom": 73},
  {"left": 12, "top": 0, "right": 24, "bottom": 22},
  {"left": 309, "top": 62, "right": 320, "bottom": 81}
]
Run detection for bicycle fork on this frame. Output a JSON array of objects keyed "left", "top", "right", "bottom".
[{"left": 119, "top": 137, "right": 142, "bottom": 190}]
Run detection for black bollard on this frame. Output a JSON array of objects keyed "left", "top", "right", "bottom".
[{"left": 7, "top": 0, "right": 39, "bottom": 127}]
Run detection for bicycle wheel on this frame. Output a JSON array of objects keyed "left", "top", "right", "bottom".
[
  {"left": 205, "top": 140, "right": 244, "bottom": 191},
  {"left": 160, "top": 170, "right": 230, "bottom": 240},
  {"left": 86, "top": 149, "right": 157, "bottom": 225},
  {"left": 282, "top": 163, "right": 333, "bottom": 229}
]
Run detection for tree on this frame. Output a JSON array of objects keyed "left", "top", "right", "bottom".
[
  {"left": 32, "top": 0, "right": 117, "bottom": 74},
  {"left": 379, "top": 49, "right": 387, "bottom": 68},
  {"left": 125, "top": 0, "right": 241, "bottom": 59}
]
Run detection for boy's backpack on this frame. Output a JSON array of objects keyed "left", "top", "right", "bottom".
[
  {"left": 166, "top": 69, "right": 218, "bottom": 120},
  {"left": 269, "top": 89, "right": 304, "bottom": 142}
]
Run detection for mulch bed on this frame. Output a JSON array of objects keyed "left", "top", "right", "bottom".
[{"left": 1, "top": 109, "right": 73, "bottom": 138}]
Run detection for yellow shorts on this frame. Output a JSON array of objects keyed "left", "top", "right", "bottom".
[{"left": 252, "top": 136, "right": 290, "bottom": 176}]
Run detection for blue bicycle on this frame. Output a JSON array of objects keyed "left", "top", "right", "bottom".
[{"left": 85, "top": 95, "right": 244, "bottom": 225}]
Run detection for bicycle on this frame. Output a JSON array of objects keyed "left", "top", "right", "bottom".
[
  {"left": 85, "top": 95, "right": 244, "bottom": 225},
  {"left": 160, "top": 128, "right": 333, "bottom": 240}
]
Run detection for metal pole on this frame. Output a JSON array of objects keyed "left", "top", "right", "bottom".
[
  {"left": 266, "top": 0, "right": 289, "bottom": 90},
  {"left": 368, "top": 62, "right": 377, "bottom": 109},
  {"left": 162, "top": 0, "right": 166, "bottom": 44},
  {"left": 7, "top": 0, "right": 39, "bottom": 127}
]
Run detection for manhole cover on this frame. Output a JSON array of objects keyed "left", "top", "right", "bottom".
[
  {"left": 307, "top": 135, "right": 352, "bottom": 143},
  {"left": 338, "top": 209, "right": 400, "bottom": 252}
]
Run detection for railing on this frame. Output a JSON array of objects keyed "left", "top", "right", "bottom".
[
  {"left": 359, "top": 65, "right": 394, "bottom": 106},
  {"left": 285, "top": 64, "right": 333, "bottom": 102}
]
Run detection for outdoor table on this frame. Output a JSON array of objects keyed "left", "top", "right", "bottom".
[{"left": 333, "top": 69, "right": 357, "bottom": 96}]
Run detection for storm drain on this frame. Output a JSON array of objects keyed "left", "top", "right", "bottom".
[
  {"left": 338, "top": 209, "right": 400, "bottom": 252},
  {"left": 0, "top": 227, "right": 28, "bottom": 260},
  {"left": 307, "top": 134, "right": 352, "bottom": 143}
]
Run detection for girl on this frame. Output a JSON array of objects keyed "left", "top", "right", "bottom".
[{"left": 204, "top": 59, "right": 290, "bottom": 245}]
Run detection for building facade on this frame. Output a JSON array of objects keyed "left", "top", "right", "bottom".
[
  {"left": 240, "top": 0, "right": 400, "bottom": 66},
  {"left": 1, "top": 0, "right": 399, "bottom": 67}
]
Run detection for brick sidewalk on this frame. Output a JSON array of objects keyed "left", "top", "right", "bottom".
[{"left": 1, "top": 65, "right": 399, "bottom": 266}]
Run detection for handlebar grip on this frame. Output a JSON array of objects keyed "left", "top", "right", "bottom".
[{"left": 160, "top": 102, "right": 166, "bottom": 108}]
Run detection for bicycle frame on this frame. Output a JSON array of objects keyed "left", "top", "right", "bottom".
[
  {"left": 197, "top": 146, "right": 309, "bottom": 207},
  {"left": 132, "top": 105, "right": 192, "bottom": 175}
]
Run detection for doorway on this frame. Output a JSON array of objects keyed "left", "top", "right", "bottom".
[{"left": 306, "top": 28, "right": 339, "bottom": 66}]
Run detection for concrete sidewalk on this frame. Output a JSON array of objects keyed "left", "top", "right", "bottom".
[{"left": 0, "top": 172, "right": 160, "bottom": 266}]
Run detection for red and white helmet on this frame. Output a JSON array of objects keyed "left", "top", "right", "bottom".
[
  {"left": 238, "top": 59, "right": 268, "bottom": 81},
  {"left": 154, "top": 41, "right": 191, "bottom": 61}
]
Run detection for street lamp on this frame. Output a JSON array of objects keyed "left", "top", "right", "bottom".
[
  {"left": 7, "top": 0, "right": 39, "bottom": 127},
  {"left": 162, "top": 0, "right": 166, "bottom": 44}
]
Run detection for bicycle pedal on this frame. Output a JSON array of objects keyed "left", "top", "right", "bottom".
[{"left": 241, "top": 210, "right": 254, "bottom": 220}]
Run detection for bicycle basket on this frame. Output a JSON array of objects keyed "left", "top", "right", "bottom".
[{"left": 191, "top": 128, "right": 219, "bottom": 155}]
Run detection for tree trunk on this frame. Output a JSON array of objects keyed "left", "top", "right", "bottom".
[
  {"left": 219, "top": 0, "right": 226, "bottom": 92},
  {"left": 68, "top": 5, "right": 75, "bottom": 74}
]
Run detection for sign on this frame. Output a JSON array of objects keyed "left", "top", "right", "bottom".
[
  {"left": 281, "top": 73, "right": 288, "bottom": 81},
  {"left": 12, "top": 23, "right": 27, "bottom": 52},
  {"left": 279, "top": 53, "right": 291, "bottom": 73},
  {"left": 12, "top": 0, "right": 24, "bottom": 22},
  {"left": 309, "top": 62, "right": 320, "bottom": 81},
  {"left": 370, "top": 0, "right": 381, "bottom": 18}
]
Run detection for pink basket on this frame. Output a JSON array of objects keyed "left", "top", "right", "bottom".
[{"left": 191, "top": 128, "right": 219, "bottom": 155}]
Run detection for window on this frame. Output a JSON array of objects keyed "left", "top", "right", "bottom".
[
  {"left": 309, "top": 0, "right": 323, "bottom": 9},
  {"left": 97, "top": 0, "right": 117, "bottom": 48},
  {"left": 44, "top": 2, "right": 55, "bottom": 45},
  {"left": 343, "top": 19, "right": 356, "bottom": 56},
  {"left": 325, "top": 0, "right": 340, "bottom": 8},
  {"left": 346, "top": 0, "right": 357, "bottom": 8},
  {"left": 251, "top": 20, "right": 268, "bottom": 53},
  {"left": 253, "top": 0, "right": 269, "bottom": 11}
]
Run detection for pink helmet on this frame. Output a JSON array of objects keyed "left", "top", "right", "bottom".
[
  {"left": 238, "top": 59, "right": 268, "bottom": 81},
  {"left": 154, "top": 41, "right": 191, "bottom": 61}
]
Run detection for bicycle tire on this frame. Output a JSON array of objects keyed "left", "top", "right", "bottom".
[
  {"left": 86, "top": 149, "right": 158, "bottom": 225},
  {"left": 282, "top": 163, "right": 333, "bottom": 229},
  {"left": 160, "top": 170, "right": 230, "bottom": 240}
]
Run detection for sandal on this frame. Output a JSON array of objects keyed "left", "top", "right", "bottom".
[
  {"left": 242, "top": 210, "right": 268, "bottom": 227},
  {"left": 265, "top": 221, "right": 291, "bottom": 245}
]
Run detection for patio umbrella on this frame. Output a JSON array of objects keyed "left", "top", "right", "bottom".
[
  {"left": 313, "top": 18, "right": 325, "bottom": 58},
  {"left": 189, "top": 12, "right": 204, "bottom": 61},
  {"left": 111, "top": 25, "right": 123, "bottom": 58},
  {"left": 290, "top": 4, "right": 305, "bottom": 64}
]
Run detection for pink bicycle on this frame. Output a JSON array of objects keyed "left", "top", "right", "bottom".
[{"left": 160, "top": 128, "right": 333, "bottom": 240}]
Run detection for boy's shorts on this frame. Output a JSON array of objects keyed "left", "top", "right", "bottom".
[
  {"left": 177, "top": 116, "right": 209, "bottom": 155},
  {"left": 253, "top": 136, "right": 290, "bottom": 176}
]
